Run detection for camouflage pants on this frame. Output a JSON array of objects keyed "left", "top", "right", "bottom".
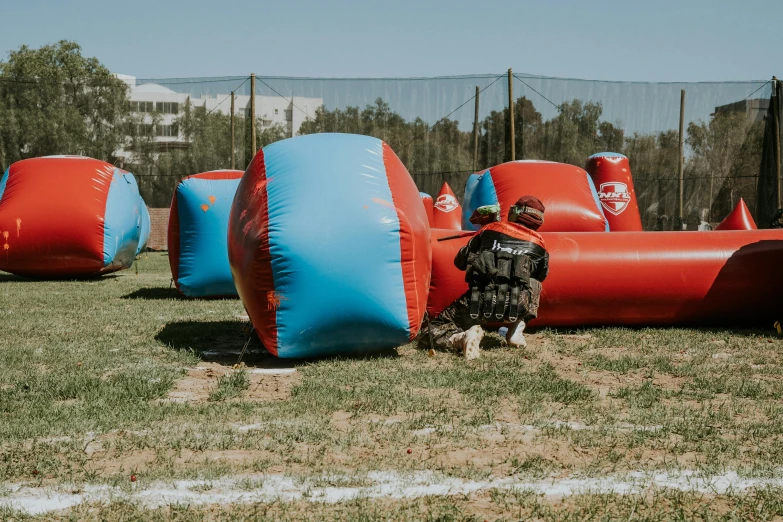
[{"left": 419, "top": 279, "right": 542, "bottom": 351}]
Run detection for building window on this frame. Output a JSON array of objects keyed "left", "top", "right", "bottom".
[
  {"left": 131, "top": 123, "right": 154, "bottom": 136},
  {"left": 243, "top": 108, "right": 251, "bottom": 118},
  {"left": 155, "top": 102, "right": 179, "bottom": 114},
  {"left": 274, "top": 108, "right": 278, "bottom": 115},
  {"left": 155, "top": 124, "right": 179, "bottom": 137},
  {"left": 285, "top": 110, "right": 293, "bottom": 121},
  {"left": 129, "top": 101, "right": 154, "bottom": 113}
]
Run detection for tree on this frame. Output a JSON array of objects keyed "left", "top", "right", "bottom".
[
  {"left": 0, "top": 40, "right": 129, "bottom": 170},
  {"left": 686, "top": 112, "right": 763, "bottom": 220}
]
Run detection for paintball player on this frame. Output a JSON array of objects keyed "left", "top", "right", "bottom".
[
  {"left": 771, "top": 209, "right": 783, "bottom": 229},
  {"left": 423, "top": 196, "right": 549, "bottom": 360}
]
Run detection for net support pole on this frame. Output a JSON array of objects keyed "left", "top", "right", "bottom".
[
  {"left": 473, "top": 85, "right": 480, "bottom": 172},
  {"left": 508, "top": 68, "right": 515, "bottom": 161},
  {"left": 774, "top": 77, "right": 781, "bottom": 210},
  {"left": 678, "top": 89, "right": 685, "bottom": 227},
  {"left": 230, "top": 91, "right": 235, "bottom": 170},
  {"left": 250, "top": 73, "right": 257, "bottom": 156}
]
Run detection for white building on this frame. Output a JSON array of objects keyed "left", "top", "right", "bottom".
[{"left": 115, "top": 74, "right": 323, "bottom": 157}]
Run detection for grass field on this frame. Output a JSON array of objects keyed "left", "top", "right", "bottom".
[{"left": 2, "top": 253, "right": 783, "bottom": 520}]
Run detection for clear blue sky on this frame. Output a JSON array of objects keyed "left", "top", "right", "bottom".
[{"left": 0, "top": 0, "right": 776, "bottom": 81}]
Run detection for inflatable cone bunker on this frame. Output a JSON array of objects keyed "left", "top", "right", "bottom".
[
  {"left": 584, "top": 152, "right": 642, "bottom": 231},
  {"left": 228, "top": 134, "right": 431, "bottom": 358},
  {"left": 169, "top": 170, "right": 243, "bottom": 298},
  {"left": 462, "top": 161, "right": 609, "bottom": 232},
  {"left": 715, "top": 198, "right": 757, "bottom": 231},
  {"left": 433, "top": 182, "right": 462, "bottom": 230},
  {"left": 420, "top": 192, "right": 435, "bottom": 227},
  {"left": 0, "top": 156, "right": 143, "bottom": 277}
]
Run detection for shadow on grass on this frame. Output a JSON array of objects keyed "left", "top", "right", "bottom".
[
  {"left": 156, "top": 320, "right": 399, "bottom": 367},
  {"left": 0, "top": 273, "right": 29, "bottom": 282},
  {"left": 0, "top": 272, "right": 120, "bottom": 282},
  {"left": 533, "top": 325, "right": 776, "bottom": 339},
  {"left": 122, "top": 287, "right": 182, "bottom": 300}
]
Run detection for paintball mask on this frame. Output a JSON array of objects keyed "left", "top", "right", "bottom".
[{"left": 469, "top": 204, "right": 501, "bottom": 226}]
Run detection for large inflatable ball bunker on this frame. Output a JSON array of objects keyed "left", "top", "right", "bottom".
[
  {"left": 584, "top": 152, "right": 642, "bottom": 231},
  {"left": 0, "top": 156, "right": 143, "bottom": 277},
  {"left": 462, "top": 160, "right": 609, "bottom": 232},
  {"left": 228, "top": 133, "right": 431, "bottom": 358},
  {"left": 168, "top": 170, "right": 243, "bottom": 298}
]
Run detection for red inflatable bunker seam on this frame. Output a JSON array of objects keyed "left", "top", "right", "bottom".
[
  {"left": 0, "top": 157, "right": 113, "bottom": 276},
  {"left": 227, "top": 152, "right": 279, "bottom": 355},
  {"left": 383, "top": 142, "right": 431, "bottom": 339}
]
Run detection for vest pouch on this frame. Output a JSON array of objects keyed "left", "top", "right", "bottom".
[
  {"left": 512, "top": 255, "right": 532, "bottom": 288},
  {"left": 496, "top": 251, "right": 513, "bottom": 282}
]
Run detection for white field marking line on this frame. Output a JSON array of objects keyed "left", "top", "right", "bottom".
[
  {"left": 411, "top": 421, "right": 662, "bottom": 437},
  {"left": 3, "top": 470, "right": 783, "bottom": 515}
]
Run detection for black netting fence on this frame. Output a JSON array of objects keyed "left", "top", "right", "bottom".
[{"left": 0, "top": 70, "right": 775, "bottom": 228}]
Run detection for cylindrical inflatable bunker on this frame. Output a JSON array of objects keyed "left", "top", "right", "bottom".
[
  {"left": 229, "top": 134, "right": 431, "bottom": 358},
  {"left": 420, "top": 192, "right": 435, "bottom": 227},
  {"left": 433, "top": 182, "right": 462, "bottom": 230},
  {"left": 584, "top": 152, "right": 642, "bottom": 231},
  {"left": 462, "top": 161, "right": 609, "bottom": 232},
  {"left": 428, "top": 229, "right": 783, "bottom": 326},
  {"left": 168, "top": 170, "right": 243, "bottom": 298},
  {"left": 0, "top": 156, "right": 142, "bottom": 277}
]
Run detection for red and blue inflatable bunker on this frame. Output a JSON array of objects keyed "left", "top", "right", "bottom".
[
  {"left": 168, "top": 170, "right": 243, "bottom": 298},
  {"left": 0, "top": 156, "right": 144, "bottom": 277},
  {"left": 228, "top": 133, "right": 430, "bottom": 358},
  {"left": 462, "top": 160, "right": 608, "bottom": 232}
]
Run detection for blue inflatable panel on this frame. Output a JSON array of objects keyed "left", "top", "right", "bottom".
[
  {"left": 136, "top": 201, "right": 151, "bottom": 254},
  {"left": 103, "top": 169, "right": 142, "bottom": 269},
  {"left": 169, "top": 171, "right": 243, "bottom": 298},
  {"left": 0, "top": 168, "right": 8, "bottom": 202},
  {"left": 461, "top": 170, "right": 497, "bottom": 230}
]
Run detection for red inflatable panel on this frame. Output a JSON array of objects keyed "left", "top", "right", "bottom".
[
  {"left": 433, "top": 182, "right": 462, "bottom": 230},
  {"left": 715, "top": 199, "right": 757, "bottom": 231},
  {"left": 429, "top": 229, "right": 783, "bottom": 326},
  {"left": 420, "top": 192, "right": 434, "bottom": 228},
  {"left": 584, "top": 153, "right": 642, "bottom": 231},
  {"left": 464, "top": 161, "right": 608, "bottom": 232},
  {"left": 428, "top": 228, "right": 472, "bottom": 317}
]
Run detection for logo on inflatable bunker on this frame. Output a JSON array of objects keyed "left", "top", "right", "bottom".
[
  {"left": 434, "top": 194, "right": 458, "bottom": 212},
  {"left": 598, "top": 182, "right": 631, "bottom": 216}
]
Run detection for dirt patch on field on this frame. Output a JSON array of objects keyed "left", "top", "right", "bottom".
[{"left": 160, "top": 362, "right": 300, "bottom": 403}]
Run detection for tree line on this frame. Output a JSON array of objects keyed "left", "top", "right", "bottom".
[{"left": 0, "top": 41, "right": 765, "bottom": 227}]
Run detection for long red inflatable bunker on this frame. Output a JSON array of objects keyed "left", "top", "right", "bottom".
[
  {"left": 429, "top": 228, "right": 783, "bottom": 326},
  {"left": 462, "top": 161, "right": 609, "bottom": 232},
  {"left": 0, "top": 156, "right": 144, "bottom": 277},
  {"left": 228, "top": 133, "right": 431, "bottom": 358}
]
